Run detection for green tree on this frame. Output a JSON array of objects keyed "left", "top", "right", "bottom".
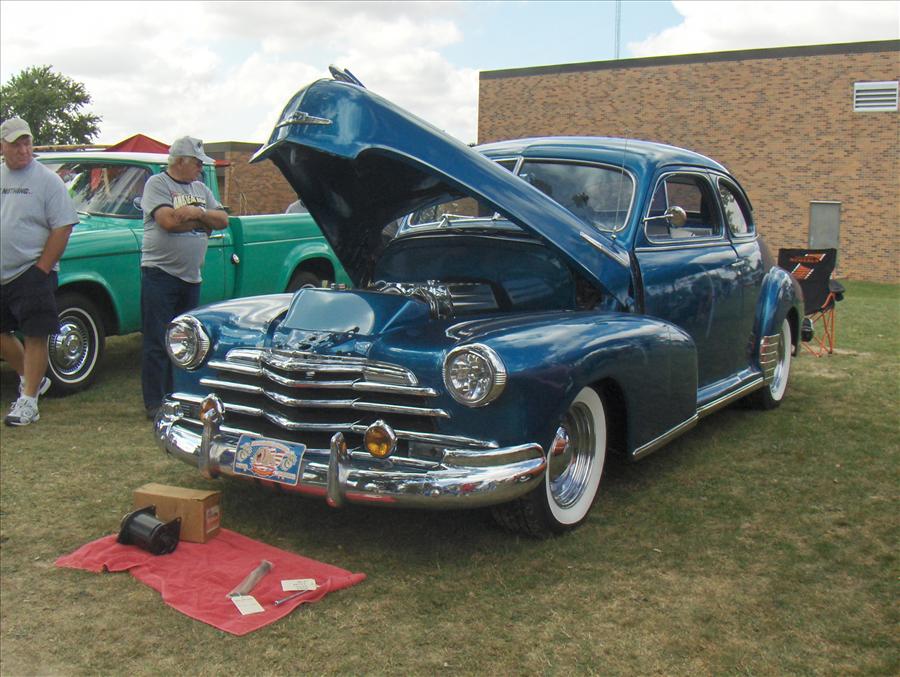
[{"left": 0, "top": 65, "right": 101, "bottom": 145}]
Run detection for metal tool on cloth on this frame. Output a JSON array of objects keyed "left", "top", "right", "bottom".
[
  {"left": 274, "top": 589, "right": 313, "bottom": 606},
  {"left": 226, "top": 559, "right": 273, "bottom": 598}
]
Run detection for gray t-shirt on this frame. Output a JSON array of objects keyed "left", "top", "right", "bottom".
[
  {"left": 140, "top": 172, "right": 221, "bottom": 284},
  {"left": 0, "top": 159, "right": 79, "bottom": 284}
]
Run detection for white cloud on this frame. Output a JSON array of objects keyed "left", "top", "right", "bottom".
[
  {"left": 629, "top": 1, "right": 900, "bottom": 56},
  {"left": 0, "top": 0, "right": 476, "bottom": 144}
]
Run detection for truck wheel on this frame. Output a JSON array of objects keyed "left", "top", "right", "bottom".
[
  {"left": 492, "top": 386, "right": 607, "bottom": 537},
  {"left": 747, "top": 318, "right": 792, "bottom": 410},
  {"left": 287, "top": 270, "right": 322, "bottom": 292},
  {"left": 47, "top": 292, "right": 106, "bottom": 395}
]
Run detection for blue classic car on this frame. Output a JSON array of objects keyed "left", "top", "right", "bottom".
[{"left": 154, "top": 74, "right": 806, "bottom": 536}]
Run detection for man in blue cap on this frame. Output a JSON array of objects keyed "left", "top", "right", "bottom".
[{"left": 140, "top": 136, "right": 228, "bottom": 420}]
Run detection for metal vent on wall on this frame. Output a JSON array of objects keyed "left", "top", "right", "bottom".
[{"left": 853, "top": 81, "right": 899, "bottom": 112}]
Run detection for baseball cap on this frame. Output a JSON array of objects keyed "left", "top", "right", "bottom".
[
  {"left": 1, "top": 117, "right": 33, "bottom": 143},
  {"left": 169, "top": 136, "right": 214, "bottom": 164}
]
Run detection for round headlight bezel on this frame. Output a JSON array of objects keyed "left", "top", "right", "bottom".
[
  {"left": 165, "top": 315, "right": 211, "bottom": 370},
  {"left": 442, "top": 344, "right": 507, "bottom": 407}
]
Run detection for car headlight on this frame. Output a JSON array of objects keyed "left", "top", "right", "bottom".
[
  {"left": 443, "top": 344, "right": 507, "bottom": 407},
  {"left": 166, "top": 315, "right": 211, "bottom": 370}
]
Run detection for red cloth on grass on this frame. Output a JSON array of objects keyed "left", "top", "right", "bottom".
[{"left": 56, "top": 528, "right": 365, "bottom": 636}]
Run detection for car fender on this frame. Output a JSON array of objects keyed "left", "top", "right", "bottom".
[
  {"left": 56, "top": 268, "right": 133, "bottom": 336},
  {"left": 752, "top": 266, "right": 802, "bottom": 356},
  {"left": 435, "top": 312, "right": 698, "bottom": 454}
]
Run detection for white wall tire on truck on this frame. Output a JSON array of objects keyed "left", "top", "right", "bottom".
[{"left": 47, "top": 292, "right": 106, "bottom": 395}]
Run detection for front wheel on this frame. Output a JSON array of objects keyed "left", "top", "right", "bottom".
[
  {"left": 492, "top": 386, "right": 607, "bottom": 537},
  {"left": 47, "top": 292, "right": 106, "bottom": 396},
  {"left": 747, "top": 318, "right": 792, "bottom": 410}
]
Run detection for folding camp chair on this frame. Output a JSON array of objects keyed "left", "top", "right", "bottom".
[{"left": 777, "top": 248, "right": 845, "bottom": 356}]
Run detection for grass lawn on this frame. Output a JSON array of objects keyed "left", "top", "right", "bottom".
[{"left": 1, "top": 281, "right": 897, "bottom": 676}]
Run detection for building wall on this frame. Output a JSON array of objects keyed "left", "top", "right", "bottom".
[
  {"left": 479, "top": 41, "right": 899, "bottom": 282},
  {"left": 205, "top": 142, "right": 298, "bottom": 215}
]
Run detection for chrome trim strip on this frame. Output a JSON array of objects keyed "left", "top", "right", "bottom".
[
  {"left": 207, "top": 359, "right": 261, "bottom": 376},
  {"left": 579, "top": 231, "right": 631, "bottom": 267},
  {"left": 260, "top": 367, "right": 354, "bottom": 389},
  {"left": 634, "top": 241, "right": 731, "bottom": 253},
  {"left": 697, "top": 377, "right": 764, "bottom": 418},
  {"left": 758, "top": 332, "right": 781, "bottom": 383},
  {"left": 631, "top": 415, "right": 698, "bottom": 461},
  {"left": 352, "top": 382, "right": 438, "bottom": 397},
  {"left": 200, "top": 378, "right": 263, "bottom": 395}
]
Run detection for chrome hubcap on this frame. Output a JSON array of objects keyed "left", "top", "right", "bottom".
[
  {"left": 549, "top": 403, "right": 596, "bottom": 509},
  {"left": 49, "top": 319, "right": 90, "bottom": 374}
]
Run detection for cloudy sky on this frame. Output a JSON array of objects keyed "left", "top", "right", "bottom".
[{"left": 1, "top": 1, "right": 897, "bottom": 146}]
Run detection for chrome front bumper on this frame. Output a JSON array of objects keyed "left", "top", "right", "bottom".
[{"left": 154, "top": 395, "right": 547, "bottom": 510}]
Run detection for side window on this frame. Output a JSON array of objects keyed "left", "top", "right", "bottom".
[
  {"left": 646, "top": 173, "right": 722, "bottom": 241},
  {"left": 717, "top": 179, "right": 754, "bottom": 237}
]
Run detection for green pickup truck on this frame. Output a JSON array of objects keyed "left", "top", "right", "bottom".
[{"left": 36, "top": 151, "right": 350, "bottom": 395}]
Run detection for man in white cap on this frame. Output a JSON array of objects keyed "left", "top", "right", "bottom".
[
  {"left": 140, "top": 136, "right": 228, "bottom": 419},
  {"left": 0, "top": 117, "right": 78, "bottom": 426}
]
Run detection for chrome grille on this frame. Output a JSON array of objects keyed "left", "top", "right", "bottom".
[{"left": 196, "top": 348, "right": 449, "bottom": 451}]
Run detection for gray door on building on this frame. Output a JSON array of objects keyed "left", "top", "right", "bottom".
[{"left": 809, "top": 201, "right": 841, "bottom": 251}]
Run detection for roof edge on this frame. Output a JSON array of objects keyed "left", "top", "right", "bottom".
[{"left": 480, "top": 39, "right": 900, "bottom": 80}]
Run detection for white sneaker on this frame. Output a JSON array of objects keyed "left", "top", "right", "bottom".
[
  {"left": 4, "top": 397, "right": 40, "bottom": 427},
  {"left": 18, "top": 376, "right": 52, "bottom": 398}
]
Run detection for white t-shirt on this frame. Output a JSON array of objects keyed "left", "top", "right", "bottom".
[{"left": 0, "top": 159, "right": 79, "bottom": 284}]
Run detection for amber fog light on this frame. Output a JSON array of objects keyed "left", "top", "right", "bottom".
[{"left": 364, "top": 420, "right": 397, "bottom": 458}]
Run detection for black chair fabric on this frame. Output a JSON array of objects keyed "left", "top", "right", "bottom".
[{"left": 777, "top": 248, "right": 839, "bottom": 315}]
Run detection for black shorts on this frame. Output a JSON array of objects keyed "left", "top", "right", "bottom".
[{"left": 0, "top": 266, "right": 60, "bottom": 337}]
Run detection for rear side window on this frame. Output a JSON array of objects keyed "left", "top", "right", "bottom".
[{"left": 717, "top": 179, "right": 754, "bottom": 237}]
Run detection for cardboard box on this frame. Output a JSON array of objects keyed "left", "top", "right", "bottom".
[{"left": 133, "top": 483, "right": 221, "bottom": 543}]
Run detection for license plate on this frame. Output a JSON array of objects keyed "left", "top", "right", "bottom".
[{"left": 233, "top": 435, "right": 305, "bottom": 486}]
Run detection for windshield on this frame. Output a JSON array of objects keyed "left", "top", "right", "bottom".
[
  {"left": 518, "top": 160, "right": 633, "bottom": 232},
  {"left": 42, "top": 162, "right": 152, "bottom": 218},
  {"left": 400, "top": 158, "right": 634, "bottom": 235}
]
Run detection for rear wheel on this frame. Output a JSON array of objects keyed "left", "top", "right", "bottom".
[
  {"left": 748, "top": 318, "right": 792, "bottom": 410},
  {"left": 47, "top": 292, "right": 106, "bottom": 395},
  {"left": 286, "top": 270, "right": 322, "bottom": 292},
  {"left": 492, "top": 386, "right": 607, "bottom": 537}
]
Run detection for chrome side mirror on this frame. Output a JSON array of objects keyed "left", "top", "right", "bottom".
[
  {"left": 644, "top": 206, "right": 687, "bottom": 228},
  {"left": 643, "top": 205, "right": 687, "bottom": 228},
  {"left": 664, "top": 206, "right": 687, "bottom": 228}
]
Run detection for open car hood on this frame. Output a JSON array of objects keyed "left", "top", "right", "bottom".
[{"left": 252, "top": 78, "right": 633, "bottom": 308}]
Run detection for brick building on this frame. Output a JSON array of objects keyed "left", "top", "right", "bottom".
[
  {"left": 205, "top": 141, "right": 298, "bottom": 216},
  {"left": 479, "top": 40, "right": 899, "bottom": 283}
]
